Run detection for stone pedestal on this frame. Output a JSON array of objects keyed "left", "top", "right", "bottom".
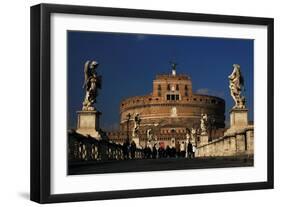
[
  {"left": 225, "top": 108, "right": 248, "bottom": 135},
  {"left": 76, "top": 110, "right": 101, "bottom": 139},
  {"left": 230, "top": 108, "right": 248, "bottom": 127},
  {"left": 200, "top": 134, "right": 209, "bottom": 146}
]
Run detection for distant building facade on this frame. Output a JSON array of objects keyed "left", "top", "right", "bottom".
[{"left": 107, "top": 69, "right": 225, "bottom": 148}]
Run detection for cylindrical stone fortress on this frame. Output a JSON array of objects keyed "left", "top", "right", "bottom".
[
  {"left": 107, "top": 71, "right": 226, "bottom": 147},
  {"left": 120, "top": 73, "right": 225, "bottom": 130}
]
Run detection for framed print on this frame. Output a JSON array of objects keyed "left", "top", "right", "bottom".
[{"left": 30, "top": 3, "right": 274, "bottom": 203}]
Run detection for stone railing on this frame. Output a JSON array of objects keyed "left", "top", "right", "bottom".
[
  {"left": 195, "top": 126, "right": 254, "bottom": 157},
  {"left": 68, "top": 130, "right": 144, "bottom": 162}
]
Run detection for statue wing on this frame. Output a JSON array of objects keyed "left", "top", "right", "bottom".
[
  {"left": 83, "top": 60, "right": 90, "bottom": 89},
  {"left": 240, "top": 74, "right": 245, "bottom": 91},
  {"left": 97, "top": 75, "right": 102, "bottom": 89}
]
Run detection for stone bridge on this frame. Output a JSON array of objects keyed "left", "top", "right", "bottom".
[{"left": 196, "top": 125, "right": 254, "bottom": 157}]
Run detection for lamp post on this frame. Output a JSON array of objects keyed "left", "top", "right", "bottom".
[{"left": 126, "top": 113, "right": 131, "bottom": 142}]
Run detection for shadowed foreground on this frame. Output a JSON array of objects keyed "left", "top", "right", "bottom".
[{"left": 68, "top": 156, "right": 253, "bottom": 175}]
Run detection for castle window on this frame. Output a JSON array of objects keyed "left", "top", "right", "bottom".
[
  {"left": 211, "top": 99, "right": 216, "bottom": 104},
  {"left": 167, "top": 94, "right": 171, "bottom": 100},
  {"left": 176, "top": 84, "right": 179, "bottom": 91},
  {"left": 167, "top": 93, "right": 179, "bottom": 101},
  {"left": 158, "top": 84, "right": 161, "bottom": 90},
  {"left": 158, "top": 91, "right": 161, "bottom": 97},
  {"left": 167, "top": 84, "right": 170, "bottom": 90},
  {"left": 184, "top": 85, "right": 188, "bottom": 96},
  {"left": 193, "top": 98, "right": 197, "bottom": 101}
]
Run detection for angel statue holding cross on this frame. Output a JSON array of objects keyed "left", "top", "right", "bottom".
[{"left": 82, "top": 60, "right": 102, "bottom": 111}]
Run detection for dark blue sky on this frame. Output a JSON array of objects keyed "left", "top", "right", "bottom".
[{"left": 67, "top": 31, "right": 254, "bottom": 130}]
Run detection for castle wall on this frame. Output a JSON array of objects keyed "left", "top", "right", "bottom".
[{"left": 119, "top": 93, "right": 225, "bottom": 131}]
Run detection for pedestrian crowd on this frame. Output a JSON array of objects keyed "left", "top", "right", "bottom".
[{"left": 122, "top": 139, "right": 196, "bottom": 160}]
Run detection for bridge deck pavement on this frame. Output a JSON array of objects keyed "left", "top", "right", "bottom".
[{"left": 68, "top": 156, "right": 253, "bottom": 175}]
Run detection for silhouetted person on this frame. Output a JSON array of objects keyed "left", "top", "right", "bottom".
[
  {"left": 175, "top": 141, "right": 180, "bottom": 158},
  {"left": 158, "top": 147, "right": 164, "bottom": 158},
  {"left": 152, "top": 144, "right": 157, "bottom": 159},
  {"left": 144, "top": 146, "right": 148, "bottom": 159},
  {"left": 122, "top": 141, "right": 127, "bottom": 159},
  {"left": 144, "top": 146, "right": 151, "bottom": 159},
  {"left": 147, "top": 147, "right": 152, "bottom": 159},
  {"left": 192, "top": 145, "right": 196, "bottom": 158},
  {"left": 122, "top": 139, "right": 130, "bottom": 159},
  {"left": 187, "top": 141, "right": 193, "bottom": 159},
  {"left": 171, "top": 147, "right": 176, "bottom": 158},
  {"left": 180, "top": 141, "right": 186, "bottom": 158},
  {"left": 166, "top": 145, "right": 171, "bottom": 158},
  {"left": 130, "top": 140, "right": 136, "bottom": 159}
]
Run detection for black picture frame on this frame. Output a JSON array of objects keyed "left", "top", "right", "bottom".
[{"left": 30, "top": 3, "right": 274, "bottom": 203}]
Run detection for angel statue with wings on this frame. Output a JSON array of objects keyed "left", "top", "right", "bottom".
[
  {"left": 200, "top": 113, "right": 208, "bottom": 135},
  {"left": 228, "top": 64, "right": 246, "bottom": 109},
  {"left": 132, "top": 113, "right": 141, "bottom": 138},
  {"left": 82, "top": 60, "right": 102, "bottom": 111}
]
